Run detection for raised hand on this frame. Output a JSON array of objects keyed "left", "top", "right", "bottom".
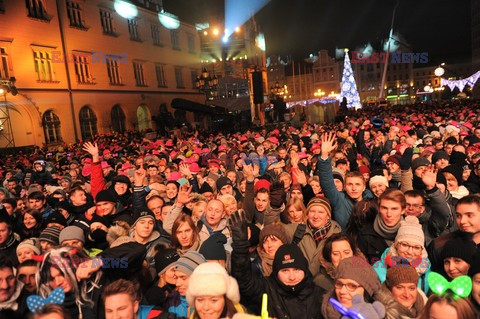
[
  {"left": 179, "top": 163, "right": 193, "bottom": 179},
  {"left": 422, "top": 164, "right": 437, "bottom": 190},
  {"left": 398, "top": 147, "right": 413, "bottom": 170},
  {"left": 134, "top": 168, "right": 146, "bottom": 186},
  {"left": 228, "top": 210, "right": 248, "bottom": 242},
  {"left": 292, "top": 169, "right": 307, "bottom": 186},
  {"left": 82, "top": 142, "right": 99, "bottom": 162},
  {"left": 290, "top": 151, "right": 299, "bottom": 168},
  {"left": 243, "top": 164, "right": 255, "bottom": 182},
  {"left": 176, "top": 185, "right": 193, "bottom": 206},
  {"left": 270, "top": 181, "right": 286, "bottom": 208},
  {"left": 321, "top": 132, "right": 337, "bottom": 160}
]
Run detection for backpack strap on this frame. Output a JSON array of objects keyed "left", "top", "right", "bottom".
[{"left": 292, "top": 223, "right": 306, "bottom": 244}]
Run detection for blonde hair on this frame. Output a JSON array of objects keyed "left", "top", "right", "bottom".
[{"left": 286, "top": 198, "right": 307, "bottom": 223}]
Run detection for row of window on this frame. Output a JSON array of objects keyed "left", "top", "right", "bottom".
[
  {"left": 43, "top": 105, "right": 126, "bottom": 143},
  {"left": 19, "top": 0, "right": 196, "bottom": 53},
  {"left": 0, "top": 46, "right": 198, "bottom": 88}
]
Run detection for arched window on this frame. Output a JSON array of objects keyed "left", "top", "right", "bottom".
[
  {"left": 42, "top": 110, "right": 62, "bottom": 143},
  {"left": 111, "top": 104, "right": 126, "bottom": 133},
  {"left": 79, "top": 106, "right": 98, "bottom": 140}
]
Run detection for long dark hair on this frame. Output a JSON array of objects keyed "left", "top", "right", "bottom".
[
  {"left": 171, "top": 214, "right": 198, "bottom": 250},
  {"left": 345, "top": 199, "right": 378, "bottom": 240},
  {"left": 20, "top": 208, "right": 43, "bottom": 239},
  {"left": 322, "top": 233, "right": 359, "bottom": 263}
]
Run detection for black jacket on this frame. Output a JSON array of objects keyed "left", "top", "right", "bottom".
[
  {"left": 357, "top": 223, "right": 389, "bottom": 265},
  {"left": 231, "top": 239, "right": 325, "bottom": 319}
]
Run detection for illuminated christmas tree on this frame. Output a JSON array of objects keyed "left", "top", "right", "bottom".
[{"left": 340, "top": 49, "right": 362, "bottom": 109}]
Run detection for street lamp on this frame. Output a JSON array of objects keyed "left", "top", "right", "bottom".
[
  {"left": 435, "top": 63, "right": 445, "bottom": 77},
  {"left": 196, "top": 67, "right": 218, "bottom": 101}
]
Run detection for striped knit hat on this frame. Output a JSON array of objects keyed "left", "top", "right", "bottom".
[
  {"left": 39, "top": 227, "right": 61, "bottom": 246},
  {"left": 306, "top": 197, "right": 332, "bottom": 218},
  {"left": 173, "top": 251, "right": 206, "bottom": 276}
]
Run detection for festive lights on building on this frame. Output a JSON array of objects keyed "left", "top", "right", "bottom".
[{"left": 440, "top": 70, "right": 480, "bottom": 93}]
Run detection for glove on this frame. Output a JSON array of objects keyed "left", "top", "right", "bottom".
[
  {"left": 228, "top": 210, "right": 248, "bottom": 242},
  {"left": 340, "top": 295, "right": 385, "bottom": 319},
  {"left": 269, "top": 181, "right": 286, "bottom": 208},
  {"left": 398, "top": 147, "right": 413, "bottom": 170}
]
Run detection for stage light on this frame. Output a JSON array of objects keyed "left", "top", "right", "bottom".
[
  {"left": 213, "top": 28, "right": 219, "bottom": 36},
  {"left": 158, "top": 11, "right": 180, "bottom": 29}
]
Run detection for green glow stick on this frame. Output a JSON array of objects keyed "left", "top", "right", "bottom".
[{"left": 261, "top": 293, "right": 268, "bottom": 319}]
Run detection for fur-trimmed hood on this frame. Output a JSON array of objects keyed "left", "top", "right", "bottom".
[
  {"left": 107, "top": 224, "right": 136, "bottom": 248},
  {"left": 376, "top": 285, "right": 426, "bottom": 319}
]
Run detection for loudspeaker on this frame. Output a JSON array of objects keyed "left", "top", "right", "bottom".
[{"left": 252, "top": 71, "right": 263, "bottom": 104}]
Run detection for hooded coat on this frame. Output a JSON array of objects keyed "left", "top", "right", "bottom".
[{"left": 231, "top": 239, "right": 325, "bottom": 319}]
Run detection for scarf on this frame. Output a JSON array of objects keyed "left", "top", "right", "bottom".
[
  {"left": 257, "top": 247, "right": 274, "bottom": 276},
  {"left": 450, "top": 185, "right": 469, "bottom": 199},
  {"left": 373, "top": 215, "right": 401, "bottom": 246},
  {"left": 0, "top": 234, "right": 17, "bottom": 250},
  {"left": 0, "top": 282, "right": 23, "bottom": 311},
  {"left": 309, "top": 219, "right": 332, "bottom": 245}
]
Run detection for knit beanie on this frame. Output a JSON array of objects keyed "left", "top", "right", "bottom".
[
  {"left": 432, "top": 151, "right": 449, "bottom": 164},
  {"left": 199, "top": 233, "right": 227, "bottom": 261},
  {"left": 113, "top": 175, "right": 131, "bottom": 186},
  {"left": 39, "top": 227, "right": 61, "bottom": 246},
  {"left": 174, "top": 251, "right": 206, "bottom": 276},
  {"left": 16, "top": 238, "right": 40, "bottom": 255},
  {"left": 412, "top": 157, "right": 430, "bottom": 172},
  {"left": 332, "top": 169, "right": 344, "bottom": 185},
  {"left": 199, "top": 182, "right": 214, "bottom": 194},
  {"left": 59, "top": 226, "right": 85, "bottom": 244},
  {"left": 306, "top": 197, "right": 332, "bottom": 218},
  {"left": 254, "top": 179, "right": 271, "bottom": 193},
  {"left": 216, "top": 176, "right": 233, "bottom": 192},
  {"left": 132, "top": 210, "right": 156, "bottom": 228},
  {"left": 154, "top": 247, "right": 180, "bottom": 275},
  {"left": 95, "top": 189, "right": 117, "bottom": 203},
  {"left": 386, "top": 156, "right": 400, "bottom": 166},
  {"left": 359, "top": 165, "right": 370, "bottom": 175},
  {"left": 46, "top": 211, "right": 68, "bottom": 228},
  {"left": 272, "top": 243, "right": 309, "bottom": 275},
  {"left": 335, "top": 256, "right": 381, "bottom": 296},
  {"left": 442, "top": 165, "right": 464, "bottom": 186},
  {"left": 259, "top": 223, "right": 288, "bottom": 245},
  {"left": 441, "top": 236, "right": 477, "bottom": 265},
  {"left": 394, "top": 216, "right": 424, "bottom": 248},
  {"left": 369, "top": 175, "right": 389, "bottom": 188},
  {"left": 385, "top": 259, "right": 419, "bottom": 288},
  {"left": 186, "top": 262, "right": 240, "bottom": 306},
  {"left": 207, "top": 173, "right": 219, "bottom": 183}
]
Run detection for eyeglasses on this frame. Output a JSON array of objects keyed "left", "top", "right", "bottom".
[
  {"left": 397, "top": 242, "right": 423, "bottom": 254},
  {"left": 334, "top": 281, "right": 361, "bottom": 292},
  {"left": 406, "top": 203, "right": 423, "bottom": 209}
]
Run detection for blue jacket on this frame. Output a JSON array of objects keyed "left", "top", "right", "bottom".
[
  {"left": 316, "top": 157, "right": 373, "bottom": 229},
  {"left": 373, "top": 248, "right": 431, "bottom": 293}
]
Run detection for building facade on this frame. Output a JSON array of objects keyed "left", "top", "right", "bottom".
[{"left": 0, "top": 0, "right": 205, "bottom": 148}]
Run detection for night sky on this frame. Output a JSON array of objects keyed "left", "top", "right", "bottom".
[{"left": 163, "top": 0, "right": 471, "bottom": 64}]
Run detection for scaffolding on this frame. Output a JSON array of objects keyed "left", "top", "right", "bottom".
[{"left": 0, "top": 78, "right": 18, "bottom": 148}]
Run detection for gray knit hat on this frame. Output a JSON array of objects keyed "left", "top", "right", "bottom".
[
  {"left": 16, "top": 238, "right": 40, "bottom": 255},
  {"left": 39, "top": 227, "right": 61, "bottom": 246},
  {"left": 59, "top": 226, "right": 85, "bottom": 244},
  {"left": 335, "top": 256, "right": 381, "bottom": 296},
  {"left": 173, "top": 251, "right": 206, "bottom": 276}
]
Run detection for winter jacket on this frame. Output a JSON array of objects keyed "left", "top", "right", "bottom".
[
  {"left": 316, "top": 156, "right": 371, "bottom": 229},
  {"left": 128, "top": 228, "right": 170, "bottom": 268},
  {"left": 357, "top": 223, "right": 389, "bottom": 265},
  {"left": 231, "top": 238, "right": 325, "bottom": 319},
  {"left": 31, "top": 169, "right": 52, "bottom": 186},
  {"left": 283, "top": 220, "right": 341, "bottom": 286},
  {"left": 373, "top": 248, "right": 431, "bottom": 293},
  {"left": 317, "top": 248, "right": 366, "bottom": 291},
  {"left": 376, "top": 285, "right": 427, "bottom": 319}
]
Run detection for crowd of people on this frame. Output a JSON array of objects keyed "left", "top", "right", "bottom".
[{"left": 0, "top": 100, "right": 479, "bottom": 319}]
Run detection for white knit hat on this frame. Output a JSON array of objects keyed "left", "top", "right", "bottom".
[
  {"left": 186, "top": 262, "right": 240, "bottom": 306},
  {"left": 369, "top": 175, "right": 389, "bottom": 188},
  {"left": 395, "top": 216, "right": 424, "bottom": 247}
]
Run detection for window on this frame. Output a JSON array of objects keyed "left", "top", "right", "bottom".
[
  {"left": 99, "top": 9, "right": 115, "bottom": 35},
  {"left": 73, "top": 53, "right": 92, "bottom": 83},
  {"left": 171, "top": 30, "right": 180, "bottom": 50},
  {"left": 33, "top": 50, "right": 55, "bottom": 81},
  {"left": 0, "top": 48, "right": 9, "bottom": 79},
  {"left": 66, "top": 0, "right": 86, "bottom": 28},
  {"left": 79, "top": 106, "right": 98, "bottom": 140},
  {"left": 155, "top": 64, "right": 166, "bottom": 87},
  {"left": 151, "top": 24, "right": 162, "bottom": 46},
  {"left": 105, "top": 56, "right": 122, "bottom": 85},
  {"left": 111, "top": 105, "right": 126, "bottom": 133},
  {"left": 128, "top": 19, "right": 140, "bottom": 41},
  {"left": 133, "top": 62, "right": 146, "bottom": 86},
  {"left": 26, "top": 0, "right": 49, "bottom": 20},
  {"left": 42, "top": 111, "right": 62, "bottom": 143},
  {"left": 190, "top": 69, "right": 197, "bottom": 88},
  {"left": 0, "top": 0, "right": 5, "bottom": 13},
  {"left": 187, "top": 34, "right": 195, "bottom": 53},
  {"left": 174, "top": 67, "right": 184, "bottom": 88}
]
